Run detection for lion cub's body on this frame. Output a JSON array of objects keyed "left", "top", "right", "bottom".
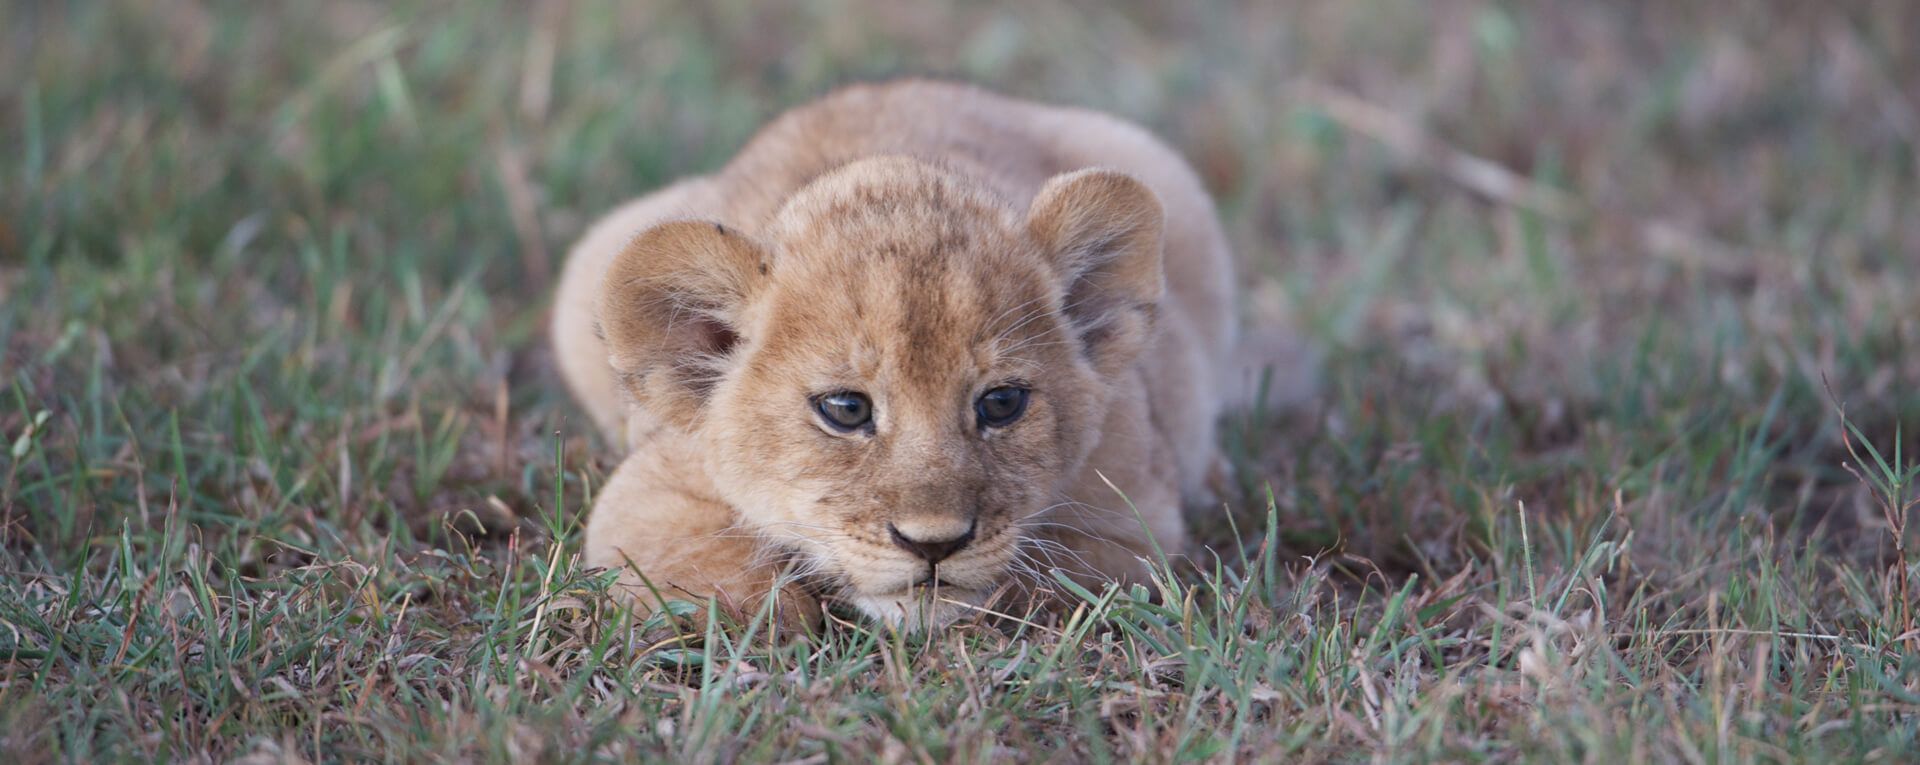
[{"left": 554, "top": 81, "right": 1238, "bottom": 629}]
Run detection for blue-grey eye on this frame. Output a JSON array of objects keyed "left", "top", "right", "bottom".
[
  {"left": 975, "top": 386, "right": 1029, "bottom": 428},
  {"left": 814, "top": 392, "right": 873, "bottom": 432}
]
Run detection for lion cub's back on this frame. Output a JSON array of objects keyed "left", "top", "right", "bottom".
[{"left": 720, "top": 80, "right": 1237, "bottom": 368}]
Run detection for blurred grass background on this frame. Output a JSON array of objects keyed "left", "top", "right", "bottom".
[{"left": 3, "top": 1, "right": 1918, "bottom": 761}]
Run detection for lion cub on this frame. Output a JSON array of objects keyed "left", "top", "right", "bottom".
[{"left": 553, "top": 80, "right": 1238, "bottom": 630}]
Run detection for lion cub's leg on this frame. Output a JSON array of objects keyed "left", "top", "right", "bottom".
[
  {"left": 583, "top": 445, "right": 822, "bottom": 634},
  {"left": 1027, "top": 386, "right": 1192, "bottom": 605},
  {"left": 1037, "top": 486, "right": 1189, "bottom": 596}
]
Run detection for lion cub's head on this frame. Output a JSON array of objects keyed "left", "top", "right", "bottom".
[{"left": 599, "top": 157, "right": 1164, "bottom": 627}]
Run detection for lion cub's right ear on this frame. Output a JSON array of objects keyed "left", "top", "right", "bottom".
[{"left": 598, "top": 221, "right": 768, "bottom": 431}]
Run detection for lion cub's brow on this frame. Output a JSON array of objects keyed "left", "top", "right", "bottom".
[{"left": 759, "top": 242, "right": 1060, "bottom": 393}]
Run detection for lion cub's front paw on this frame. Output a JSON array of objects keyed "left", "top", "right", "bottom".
[
  {"left": 610, "top": 573, "right": 823, "bottom": 639},
  {"left": 756, "top": 580, "right": 825, "bottom": 635}
]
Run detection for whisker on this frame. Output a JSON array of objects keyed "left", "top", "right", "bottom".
[
  {"left": 1017, "top": 537, "right": 1099, "bottom": 579},
  {"left": 985, "top": 295, "right": 1050, "bottom": 337}
]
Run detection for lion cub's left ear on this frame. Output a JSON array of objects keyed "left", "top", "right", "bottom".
[
  {"left": 598, "top": 221, "right": 768, "bottom": 431},
  {"left": 1027, "top": 169, "right": 1166, "bottom": 379}
]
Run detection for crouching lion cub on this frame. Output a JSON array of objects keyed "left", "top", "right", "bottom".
[{"left": 553, "top": 80, "right": 1244, "bottom": 631}]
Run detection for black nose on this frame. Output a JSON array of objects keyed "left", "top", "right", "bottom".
[{"left": 888, "top": 521, "right": 976, "bottom": 564}]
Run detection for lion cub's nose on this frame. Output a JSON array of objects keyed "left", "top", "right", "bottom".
[{"left": 888, "top": 517, "right": 977, "bottom": 564}]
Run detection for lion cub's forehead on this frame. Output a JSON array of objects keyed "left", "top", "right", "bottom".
[
  {"left": 751, "top": 161, "right": 1066, "bottom": 391},
  {"left": 767, "top": 156, "right": 1025, "bottom": 260},
  {"left": 757, "top": 231, "right": 1062, "bottom": 381}
]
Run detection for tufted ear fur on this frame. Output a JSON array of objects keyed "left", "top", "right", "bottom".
[
  {"left": 598, "top": 221, "right": 768, "bottom": 431},
  {"left": 1026, "top": 169, "right": 1166, "bottom": 379}
]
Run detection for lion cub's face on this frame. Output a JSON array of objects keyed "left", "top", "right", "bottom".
[{"left": 600, "top": 158, "right": 1164, "bottom": 628}]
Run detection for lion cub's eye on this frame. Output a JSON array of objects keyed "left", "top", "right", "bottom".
[
  {"left": 814, "top": 392, "right": 874, "bottom": 433},
  {"left": 975, "top": 386, "right": 1030, "bottom": 428}
]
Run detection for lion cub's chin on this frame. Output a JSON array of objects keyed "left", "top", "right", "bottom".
[{"left": 848, "top": 588, "right": 986, "bottom": 631}]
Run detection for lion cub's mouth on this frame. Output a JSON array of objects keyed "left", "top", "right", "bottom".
[
  {"left": 911, "top": 573, "right": 964, "bottom": 590},
  {"left": 866, "top": 577, "right": 976, "bottom": 603},
  {"left": 846, "top": 585, "right": 985, "bottom": 629}
]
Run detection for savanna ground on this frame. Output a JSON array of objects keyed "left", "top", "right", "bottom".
[{"left": 4, "top": 1, "right": 1919, "bottom": 761}]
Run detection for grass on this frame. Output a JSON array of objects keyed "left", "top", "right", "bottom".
[{"left": 3, "top": 1, "right": 1919, "bottom": 761}]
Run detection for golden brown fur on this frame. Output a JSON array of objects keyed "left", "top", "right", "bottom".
[{"left": 553, "top": 80, "right": 1245, "bottom": 630}]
